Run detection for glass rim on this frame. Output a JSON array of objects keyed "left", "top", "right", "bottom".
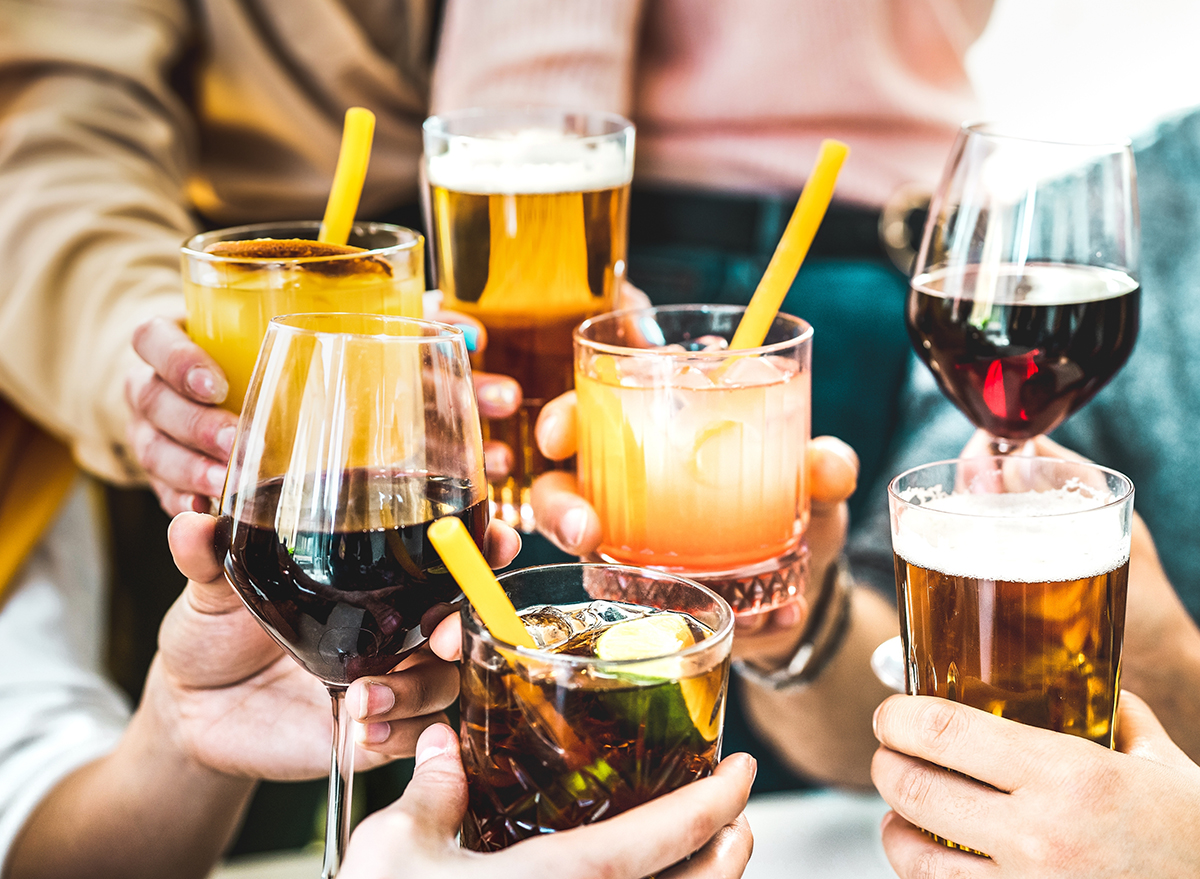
[
  {"left": 422, "top": 106, "right": 635, "bottom": 142},
  {"left": 181, "top": 221, "right": 423, "bottom": 263},
  {"left": 575, "top": 304, "right": 813, "bottom": 359},
  {"left": 888, "top": 455, "right": 1135, "bottom": 518},
  {"left": 960, "top": 120, "right": 1133, "bottom": 151},
  {"left": 462, "top": 562, "right": 735, "bottom": 666},
  {"left": 265, "top": 312, "right": 464, "bottom": 344}
]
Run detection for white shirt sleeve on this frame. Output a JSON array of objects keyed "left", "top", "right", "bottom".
[{"left": 0, "top": 480, "right": 130, "bottom": 870}]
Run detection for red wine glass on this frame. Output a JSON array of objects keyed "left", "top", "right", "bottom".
[
  {"left": 218, "top": 313, "right": 488, "bottom": 878},
  {"left": 907, "top": 123, "right": 1139, "bottom": 454}
]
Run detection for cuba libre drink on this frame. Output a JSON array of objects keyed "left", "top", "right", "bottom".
[
  {"left": 907, "top": 263, "right": 1139, "bottom": 441},
  {"left": 424, "top": 110, "right": 635, "bottom": 531}
]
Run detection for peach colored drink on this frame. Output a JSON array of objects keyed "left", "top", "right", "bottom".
[{"left": 575, "top": 305, "right": 812, "bottom": 613}]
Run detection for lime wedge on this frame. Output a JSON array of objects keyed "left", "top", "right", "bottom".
[{"left": 595, "top": 613, "right": 696, "bottom": 662}]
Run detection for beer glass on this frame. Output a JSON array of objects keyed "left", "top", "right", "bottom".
[
  {"left": 183, "top": 221, "right": 425, "bottom": 412},
  {"left": 423, "top": 108, "right": 635, "bottom": 531},
  {"left": 907, "top": 125, "right": 1139, "bottom": 454},
  {"left": 219, "top": 314, "right": 487, "bottom": 877},
  {"left": 889, "top": 457, "right": 1132, "bottom": 746},
  {"left": 459, "top": 563, "right": 733, "bottom": 851},
  {"left": 574, "top": 305, "right": 812, "bottom": 614}
]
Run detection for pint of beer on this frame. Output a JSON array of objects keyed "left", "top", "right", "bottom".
[
  {"left": 423, "top": 109, "right": 635, "bottom": 532},
  {"left": 888, "top": 457, "right": 1133, "bottom": 746}
]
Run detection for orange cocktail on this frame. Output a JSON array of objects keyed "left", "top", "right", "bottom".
[{"left": 575, "top": 305, "right": 812, "bottom": 613}]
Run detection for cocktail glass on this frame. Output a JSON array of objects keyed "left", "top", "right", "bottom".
[
  {"left": 182, "top": 221, "right": 424, "bottom": 412},
  {"left": 459, "top": 562, "right": 733, "bottom": 851},
  {"left": 574, "top": 304, "right": 812, "bottom": 614}
]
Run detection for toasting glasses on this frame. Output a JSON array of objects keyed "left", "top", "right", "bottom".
[
  {"left": 218, "top": 313, "right": 488, "bottom": 877},
  {"left": 907, "top": 123, "right": 1140, "bottom": 454}
]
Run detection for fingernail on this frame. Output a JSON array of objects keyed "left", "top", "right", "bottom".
[
  {"left": 415, "top": 724, "right": 456, "bottom": 767},
  {"left": 455, "top": 324, "right": 480, "bottom": 352},
  {"left": 355, "top": 683, "right": 395, "bottom": 720},
  {"left": 873, "top": 703, "right": 883, "bottom": 738},
  {"left": 357, "top": 722, "right": 390, "bottom": 745},
  {"left": 557, "top": 506, "right": 589, "bottom": 552},
  {"left": 215, "top": 426, "right": 236, "bottom": 457},
  {"left": 186, "top": 367, "right": 226, "bottom": 402},
  {"left": 206, "top": 465, "right": 227, "bottom": 495},
  {"left": 536, "top": 409, "right": 561, "bottom": 448},
  {"left": 477, "top": 380, "right": 519, "bottom": 412}
]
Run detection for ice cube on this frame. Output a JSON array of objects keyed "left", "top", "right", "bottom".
[
  {"left": 561, "top": 605, "right": 603, "bottom": 635},
  {"left": 671, "top": 365, "right": 715, "bottom": 389},
  {"left": 590, "top": 600, "right": 648, "bottom": 625},
  {"left": 520, "top": 606, "right": 575, "bottom": 649},
  {"left": 694, "top": 334, "right": 729, "bottom": 352},
  {"left": 717, "top": 356, "right": 786, "bottom": 388},
  {"left": 617, "top": 356, "right": 662, "bottom": 388}
]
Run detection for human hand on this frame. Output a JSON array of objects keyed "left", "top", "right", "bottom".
[
  {"left": 145, "top": 511, "right": 520, "bottom": 778},
  {"left": 871, "top": 692, "right": 1200, "bottom": 877},
  {"left": 129, "top": 315, "right": 522, "bottom": 516},
  {"left": 340, "top": 723, "right": 755, "bottom": 879}
]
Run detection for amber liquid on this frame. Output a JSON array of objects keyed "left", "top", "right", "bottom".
[
  {"left": 459, "top": 605, "right": 725, "bottom": 851},
  {"left": 894, "top": 552, "right": 1127, "bottom": 745},
  {"left": 430, "top": 184, "right": 630, "bottom": 530}
]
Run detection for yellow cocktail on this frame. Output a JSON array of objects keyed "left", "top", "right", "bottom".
[
  {"left": 182, "top": 222, "right": 424, "bottom": 412},
  {"left": 575, "top": 305, "right": 812, "bottom": 613}
]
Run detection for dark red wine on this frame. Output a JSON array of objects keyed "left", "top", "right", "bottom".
[
  {"left": 907, "top": 263, "right": 1139, "bottom": 440},
  {"left": 220, "top": 470, "right": 488, "bottom": 686}
]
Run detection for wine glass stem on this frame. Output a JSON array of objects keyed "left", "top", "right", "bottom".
[
  {"left": 987, "top": 434, "right": 1027, "bottom": 456},
  {"left": 322, "top": 687, "right": 355, "bottom": 879}
]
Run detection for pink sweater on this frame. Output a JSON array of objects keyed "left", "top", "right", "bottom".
[{"left": 433, "top": 0, "right": 992, "bottom": 206}]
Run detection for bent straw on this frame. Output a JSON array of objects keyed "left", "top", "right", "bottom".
[
  {"left": 427, "top": 516, "right": 537, "bottom": 649},
  {"left": 318, "top": 107, "right": 377, "bottom": 246},
  {"left": 728, "top": 139, "right": 849, "bottom": 350}
]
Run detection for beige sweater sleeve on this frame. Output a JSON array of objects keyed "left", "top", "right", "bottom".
[
  {"left": 431, "top": 0, "right": 644, "bottom": 115},
  {"left": 0, "top": 0, "right": 199, "bottom": 483}
]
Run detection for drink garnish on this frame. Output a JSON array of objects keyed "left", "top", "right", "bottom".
[
  {"left": 594, "top": 613, "right": 695, "bottom": 662},
  {"left": 203, "top": 238, "right": 390, "bottom": 277},
  {"left": 728, "top": 139, "right": 849, "bottom": 350},
  {"left": 319, "top": 106, "right": 376, "bottom": 246}
]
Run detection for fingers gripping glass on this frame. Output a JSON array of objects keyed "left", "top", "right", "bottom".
[{"left": 217, "top": 313, "right": 488, "bottom": 878}]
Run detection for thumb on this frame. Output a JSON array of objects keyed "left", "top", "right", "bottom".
[
  {"left": 1115, "top": 691, "right": 1194, "bottom": 770},
  {"left": 394, "top": 723, "right": 469, "bottom": 839},
  {"left": 168, "top": 512, "right": 242, "bottom": 614}
]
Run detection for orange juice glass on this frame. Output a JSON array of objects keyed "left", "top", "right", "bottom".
[
  {"left": 182, "top": 221, "right": 424, "bottom": 412},
  {"left": 575, "top": 305, "right": 812, "bottom": 613}
]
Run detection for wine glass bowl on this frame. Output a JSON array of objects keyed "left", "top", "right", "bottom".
[
  {"left": 907, "top": 124, "right": 1139, "bottom": 452},
  {"left": 218, "top": 312, "right": 488, "bottom": 876}
]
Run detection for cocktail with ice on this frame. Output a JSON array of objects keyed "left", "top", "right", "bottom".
[
  {"left": 574, "top": 305, "right": 812, "bottom": 613},
  {"left": 459, "top": 563, "right": 733, "bottom": 851}
]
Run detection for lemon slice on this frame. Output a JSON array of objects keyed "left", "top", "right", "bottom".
[
  {"left": 596, "top": 614, "right": 723, "bottom": 743},
  {"left": 595, "top": 613, "right": 696, "bottom": 663}
]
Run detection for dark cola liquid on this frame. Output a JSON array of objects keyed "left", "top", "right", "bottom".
[
  {"left": 220, "top": 470, "right": 488, "bottom": 686},
  {"left": 460, "top": 602, "right": 726, "bottom": 852},
  {"left": 907, "top": 263, "right": 1139, "bottom": 440}
]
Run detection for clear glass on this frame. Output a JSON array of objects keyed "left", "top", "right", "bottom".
[
  {"left": 218, "top": 313, "right": 487, "bottom": 878},
  {"left": 422, "top": 108, "right": 635, "bottom": 532},
  {"left": 574, "top": 304, "right": 812, "bottom": 614},
  {"left": 907, "top": 124, "right": 1140, "bottom": 454},
  {"left": 183, "top": 221, "right": 425, "bottom": 412},
  {"left": 459, "top": 563, "right": 733, "bottom": 851}
]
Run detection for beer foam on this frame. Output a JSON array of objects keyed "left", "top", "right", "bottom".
[
  {"left": 892, "top": 488, "right": 1130, "bottom": 583},
  {"left": 426, "top": 130, "right": 632, "bottom": 194}
]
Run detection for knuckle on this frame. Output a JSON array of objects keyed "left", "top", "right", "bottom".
[
  {"left": 895, "top": 761, "right": 938, "bottom": 815},
  {"left": 917, "top": 700, "right": 969, "bottom": 758},
  {"left": 133, "top": 374, "right": 166, "bottom": 416}
]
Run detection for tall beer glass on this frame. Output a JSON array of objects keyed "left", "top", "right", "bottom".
[
  {"left": 889, "top": 457, "right": 1133, "bottom": 748},
  {"left": 423, "top": 108, "right": 635, "bottom": 531}
]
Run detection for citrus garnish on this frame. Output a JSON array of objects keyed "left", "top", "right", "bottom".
[{"left": 595, "top": 613, "right": 696, "bottom": 662}]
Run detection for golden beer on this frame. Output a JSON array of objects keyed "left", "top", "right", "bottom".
[
  {"left": 183, "top": 222, "right": 424, "bottom": 412},
  {"left": 424, "top": 109, "right": 635, "bottom": 531},
  {"left": 888, "top": 457, "right": 1134, "bottom": 853}
]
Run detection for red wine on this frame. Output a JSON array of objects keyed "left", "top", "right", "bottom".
[
  {"left": 220, "top": 470, "right": 488, "bottom": 686},
  {"left": 907, "top": 263, "right": 1139, "bottom": 440}
]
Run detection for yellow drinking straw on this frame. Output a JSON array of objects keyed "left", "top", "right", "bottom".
[
  {"left": 728, "top": 139, "right": 850, "bottom": 350},
  {"left": 318, "top": 107, "right": 377, "bottom": 246},
  {"left": 427, "top": 517, "right": 537, "bottom": 649}
]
